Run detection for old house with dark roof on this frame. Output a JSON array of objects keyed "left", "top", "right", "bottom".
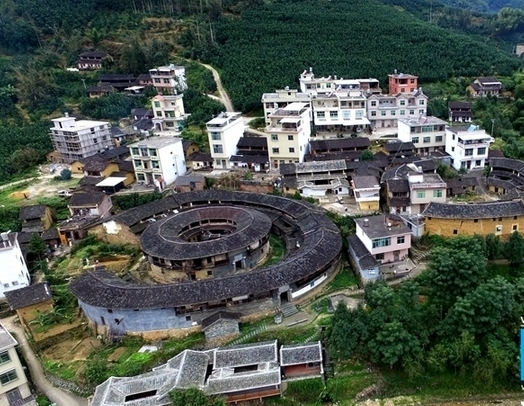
[
  {"left": 280, "top": 342, "right": 323, "bottom": 379},
  {"left": 468, "top": 77, "right": 503, "bottom": 98},
  {"left": 351, "top": 175, "right": 380, "bottom": 211},
  {"left": 230, "top": 136, "right": 269, "bottom": 172},
  {"left": 19, "top": 205, "right": 54, "bottom": 233},
  {"left": 383, "top": 141, "right": 416, "bottom": 159},
  {"left": 77, "top": 50, "right": 108, "bottom": 70},
  {"left": 182, "top": 140, "right": 199, "bottom": 165},
  {"left": 173, "top": 174, "right": 206, "bottom": 193},
  {"left": 347, "top": 234, "right": 380, "bottom": 281},
  {"left": 487, "top": 157, "right": 524, "bottom": 197},
  {"left": 446, "top": 176, "right": 479, "bottom": 197},
  {"left": 4, "top": 283, "right": 53, "bottom": 329},
  {"left": 98, "top": 74, "right": 136, "bottom": 92},
  {"left": 423, "top": 200, "right": 524, "bottom": 238},
  {"left": 188, "top": 152, "right": 213, "bottom": 171},
  {"left": 281, "top": 160, "right": 349, "bottom": 196},
  {"left": 448, "top": 101, "right": 473, "bottom": 123},
  {"left": 201, "top": 311, "right": 241, "bottom": 342},
  {"left": 307, "top": 137, "right": 370, "bottom": 162}
]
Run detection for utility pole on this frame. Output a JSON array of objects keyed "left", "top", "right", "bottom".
[{"left": 491, "top": 119, "right": 495, "bottom": 137}]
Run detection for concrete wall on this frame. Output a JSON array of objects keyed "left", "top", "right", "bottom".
[
  {"left": 0, "top": 347, "right": 32, "bottom": 406},
  {"left": 16, "top": 299, "right": 54, "bottom": 328}
]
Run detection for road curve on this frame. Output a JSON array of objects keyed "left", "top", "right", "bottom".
[
  {"left": 1, "top": 316, "right": 88, "bottom": 406},
  {"left": 200, "top": 63, "right": 234, "bottom": 112}
]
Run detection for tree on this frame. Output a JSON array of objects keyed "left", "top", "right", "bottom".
[
  {"left": 504, "top": 230, "right": 524, "bottom": 266},
  {"left": 28, "top": 233, "right": 47, "bottom": 261},
  {"left": 485, "top": 234, "right": 502, "bottom": 260},
  {"left": 360, "top": 150, "right": 374, "bottom": 161},
  {"left": 169, "top": 388, "right": 225, "bottom": 406},
  {"left": 59, "top": 168, "right": 72, "bottom": 180},
  {"left": 368, "top": 320, "right": 420, "bottom": 368}
]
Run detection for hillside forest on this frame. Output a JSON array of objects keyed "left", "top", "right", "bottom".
[{"left": 0, "top": 0, "right": 524, "bottom": 182}]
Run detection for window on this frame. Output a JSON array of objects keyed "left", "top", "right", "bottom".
[
  {"left": 381, "top": 111, "right": 386, "bottom": 116},
  {"left": 474, "top": 219, "right": 479, "bottom": 223},
  {"left": 451, "top": 147, "right": 455, "bottom": 152},
  {"left": 156, "top": 111, "right": 162, "bottom": 117},
  {"left": 416, "top": 191, "right": 426, "bottom": 199},
  {"left": 356, "top": 110, "right": 364, "bottom": 118},
  {"left": 289, "top": 147, "right": 295, "bottom": 153},
  {"left": 397, "top": 236, "right": 405, "bottom": 244},
  {"left": 211, "top": 132, "right": 221, "bottom": 141},
  {"left": 371, "top": 111, "right": 377, "bottom": 117},
  {"left": 317, "top": 112, "right": 325, "bottom": 119},
  {"left": 400, "top": 100, "right": 406, "bottom": 106},
  {"left": 12, "top": 282, "right": 18, "bottom": 286},
  {"left": 419, "top": 109, "right": 425, "bottom": 115},
  {"left": 436, "top": 135, "right": 443, "bottom": 143},
  {"left": 433, "top": 189, "right": 442, "bottom": 198},
  {"left": 423, "top": 136, "right": 431, "bottom": 143},
  {"left": 419, "top": 99, "right": 425, "bottom": 105},
  {"left": 107, "top": 309, "right": 113, "bottom": 313},
  {"left": 513, "top": 224, "right": 518, "bottom": 231},
  {"left": 372, "top": 237, "right": 391, "bottom": 248},
  {"left": 0, "top": 351, "right": 10, "bottom": 365},
  {"left": 371, "top": 101, "right": 377, "bottom": 107},
  {"left": 412, "top": 137, "right": 419, "bottom": 144},
  {"left": 465, "top": 149, "right": 473, "bottom": 156},
  {"left": 137, "top": 173, "right": 145, "bottom": 181},
  {"left": 185, "top": 316, "right": 191, "bottom": 321},
  {"left": 375, "top": 253, "right": 385, "bottom": 260},
  {"left": 391, "top": 110, "right": 396, "bottom": 116},
  {"left": 400, "top": 110, "right": 405, "bottom": 115},
  {"left": 131, "top": 147, "right": 139, "bottom": 155},
  {"left": 329, "top": 111, "right": 338, "bottom": 118},
  {"left": 272, "top": 148, "right": 280, "bottom": 154},
  {"left": 212, "top": 144, "right": 223, "bottom": 154},
  {"left": 0, "top": 370, "right": 17, "bottom": 386},
  {"left": 453, "top": 230, "right": 458, "bottom": 235},
  {"left": 288, "top": 135, "right": 294, "bottom": 141},
  {"left": 271, "top": 134, "right": 278, "bottom": 141},
  {"left": 477, "top": 147, "right": 486, "bottom": 155},
  {"left": 496, "top": 225, "right": 503, "bottom": 234},
  {"left": 152, "top": 161, "right": 160, "bottom": 169},
  {"left": 149, "top": 149, "right": 157, "bottom": 156},
  {"left": 154, "top": 101, "right": 160, "bottom": 108},
  {"left": 409, "top": 109, "right": 414, "bottom": 115},
  {"left": 342, "top": 110, "right": 351, "bottom": 120}
]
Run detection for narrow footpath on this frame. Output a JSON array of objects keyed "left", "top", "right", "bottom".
[
  {"left": 1, "top": 316, "right": 88, "bottom": 406},
  {"left": 200, "top": 63, "right": 234, "bottom": 112}
]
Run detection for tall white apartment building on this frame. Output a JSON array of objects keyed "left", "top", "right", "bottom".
[
  {"left": 50, "top": 115, "right": 112, "bottom": 163},
  {"left": 0, "top": 232, "right": 30, "bottom": 300},
  {"left": 149, "top": 64, "right": 187, "bottom": 95},
  {"left": 366, "top": 90, "right": 428, "bottom": 129},
  {"left": 445, "top": 125, "right": 493, "bottom": 171},
  {"left": 261, "top": 87, "right": 310, "bottom": 124},
  {"left": 265, "top": 102, "right": 311, "bottom": 169},
  {"left": 207, "top": 112, "right": 244, "bottom": 169},
  {"left": 0, "top": 322, "right": 35, "bottom": 406},
  {"left": 398, "top": 117, "right": 447, "bottom": 155},
  {"left": 151, "top": 94, "right": 190, "bottom": 136},
  {"left": 129, "top": 137, "right": 186, "bottom": 189}
]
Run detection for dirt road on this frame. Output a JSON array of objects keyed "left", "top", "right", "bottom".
[
  {"left": 200, "top": 63, "right": 234, "bottom": 111},
  {"left": 2, "top": 316, "right": 88, "bottom": 406}
]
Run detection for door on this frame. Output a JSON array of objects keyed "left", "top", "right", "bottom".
[
  {"left": 394, "top": 251, "right": 399, "bottom": 262},
  {"left": 6, "top": 388, "right": 22, "bottom": 405}
]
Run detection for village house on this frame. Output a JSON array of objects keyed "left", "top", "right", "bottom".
[
  {"left": 151, "top": 94, "right": 190, "bottom": 136},
  {"left": 230, "top": 136, "right": 269, "bottom": 172},
  {"left": 19, "top": 205, "right": 54, "bottom": 233},
  {"left": 4, "top": 283, "right": 54, "bottom": 330},
  {"left": 445, "top": 125, "right": 493, "bottom": 171},
  {"left": 97, "top": 74, "right": 136, "bottom": 92},
  {"left": 280, "top": 341, "right": 323, "bottom": 379},
  {"left": 0, "top": 232, "right": 30, "bottom": 300},
  {"left": 129, "top": 137, "right": 186, "bottom": 189},
  {"left": 366, "top": 90, "right": 427, "bottom": 130},
  {"left": 265, "top": 102, "right": 311, "bottom": 169},
  {"left": 351, "top": 175, "right": 380, "bottom": 211},
  {"left": 0, "top": 323, "right": 36, "bottom": 406},
  {"left": 347, "top": 234, "right": 380, "bottom": 281},
  {"left": 280, "top": 160, "right": 349, "bottom": 196},
  {"left": 261, "top": 87, "right": 311, "bottom": 124},
  {"left": 307, "top": 137, "right": 370, "bottom": 162},
  {"left": 77, "top": 50, "right": 108, "bottom": 70},
  {"left": 423, "top": 200, "right": 524, "bottom": 238},
  {"left": 207, "top": 112, "right": 245, "bottom": 169},
  {"left": 354, "top": 215, "right": 412, "bottom": 264},
  {"left": 468, "top": 77, "right": 503, "bottom": 97},
  {"left": 448, "top": 101, "right": 473, "bottom": 123},
  {"left": 201, "top": 311, "right": 241, "bottom": 343},
  {"left": 487, "top": 157, "right": 524, "bottom": 198},
  {"left": 188, "top": 152, "right": 214, "bottom": 171},
  {"left": 397, "top": 116, "right": 447, "bottom": 155},
  {"left": 388, "top": 71, "right": 419, "bottom": 94},
  {"left": 173, "top": 174, "right": 206, "bottom": 193},
  {"left": 149, "top": 64, "right": 187, "bottom": 95}
]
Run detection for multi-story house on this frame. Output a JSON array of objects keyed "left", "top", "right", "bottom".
[
  {"left": 351, "top": 175, "right": 380, "bottom": 211},
  {"left": 129, "top": 137, "right": 186, "bottom": 188},
  {"left": 445, "top": 125, "right": 493, "bottom": 171},
  {"left": 299, "top": 68, "right": 381, "bottom": 95},
  {"left": 0, "top": 322, "right": 35, "bottom": 406},
  {"left": 151, "top": 94, "right": 190, "bottom": 136},
  {"left": 280, "top": 160, "right": 349, "bottom": 196},
  {"left": 397, "top": 116, "right": 447, "bottom": 155},
  {"left": 366, "top": 90, "right": 427, "bottom": 129},
  {"left": 307, "top": 137, "right": 370, "bottom": 162},
  {"left": 207, "top": 112, "right": 244, "bottom": 169},
  {"left": 230, "top": 137, "right": 269, "bottom": 172},
  {"left": 388, "top": 72, "right": 418, "bottom": 94},
  {"left": 149, "top": 64, "right": 187, "bottom": 95},
  {"left": 265, "top": 102, "right": 311, "bottom": 169},
  {"left": 261, "top": 87, "right": 311, "bottom": 124},
  {"left": 77, "top": 51, "right": 107, "bottom": 70},
  {"left": 0, "top": 232, "right": 30, "bottom": 300},
  {"left": 354, "top": 215, "right": 411, "bottom": 264},
  {"left": 448, "top": 101, "right": 473, "bottom": 123},
  {"left": 50, "top": 114, "right": 112, "bottom": 164},
  {"left": 468, "top": 77, "right": 503, "bottom": 97}
]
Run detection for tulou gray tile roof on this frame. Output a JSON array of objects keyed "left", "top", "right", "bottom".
[
  {"left": 423, "top": 200, "right": 524, "bottom": 219},
  {"left": 19, "top": 205, "right": 47, "bottom": 221},
  {"left": 4, "top": 283, "right": 52, "bottom": 310},
  {"left": 214, "top": 341, "right": 277, "bottom": 368}
]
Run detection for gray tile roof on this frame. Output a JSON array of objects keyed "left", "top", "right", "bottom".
[
  {"left": 4, "top": 283, "right": 52, "bottom": 310},
  {"left": 423, "top": 200, "right": 524, "bottom": 219},
  {"left": 280, "top": 342, "right": 322, "bottom": 366},
  {"left": 237, "top": 137, "right": 268, "bottom": 148},
  {"left": 387, "top": 178, "right": 409, "bottom": 193},
  {"left": 201, "top": 311, "right": 241, "bottom": 330},
  {"left": 352, "top": 175, "right": 379, "bottom": 189},
  {"left": 0, "top": 323, "right": 17, "bottom": 350},
  {"left": 214, "top": 341, "right": 277, "bottom": 368},
  {"left": 348, "top": 234, "right": 379, "bottom": 269},
  {"left": 69, "top": 189, "right": 107, "bottom": 207},
  {"left": 19, "top": 205, "right": 47, "bottom": 221},
  {"left": 309, "top": 137, "right": 370, "bottom": 151}
]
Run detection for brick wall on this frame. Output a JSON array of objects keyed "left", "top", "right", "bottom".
[{"left": 425, "top": 215, "right": 524, "bottom": 239}]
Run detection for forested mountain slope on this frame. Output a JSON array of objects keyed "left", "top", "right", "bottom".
[
  {"left": 437, "top": 0, "right": 524, "bottom": 13},
  {"left": 200, "top": 0, "right": 521, "bottom": 111}
]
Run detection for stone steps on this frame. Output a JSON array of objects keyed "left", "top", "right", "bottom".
[
  {"left": 280, "top": 303, "right": 299, "bottom": 317},
  {"left": 229, "top": 324, "right": 268, "bottom": 346}
]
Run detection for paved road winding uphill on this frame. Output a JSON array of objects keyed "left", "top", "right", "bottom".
[{"left": 201, "top": 63, "right": 234, "bottom": 112}]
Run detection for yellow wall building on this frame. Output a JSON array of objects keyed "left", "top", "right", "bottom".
[{"left": 423, "top": 200, "right": 524, "bottom": 239}]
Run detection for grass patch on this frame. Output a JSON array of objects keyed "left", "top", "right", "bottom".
[
  {"left": 326, "top": 373, "right": 376, "bottom": 404},
  {"left": 325, "top": 268, "right": 358, "bottom": 293},
  {"left": 488, "top": 262, "right": 524, "bottom": 281},
  {"left": 43, "top": 359, "right": 83, "bottom": 380},
  {"left": 381, "top": 370, "right": 517, "bottom": 399},
  {"left": 265, "top": 234, "right": 286, "bottom": 267},
  {"left": 239, "top": 315, "right": 274, "bottom": 334},
  {"left": 267, "top": 378, "right": 325, "bottom": 406},
  {"left": 243, "top": 326, "right": 317, "bottom": 345}
]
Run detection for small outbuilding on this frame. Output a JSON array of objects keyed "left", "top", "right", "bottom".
[
  {"left": 4, "top": 283, "right": 54, "bottom": 328},
  {"left": 280, "top": 341, "right": 324, "bottom": 379},
  {"left": 201, "top": 311, "right": 241, "bottom": 342}
]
